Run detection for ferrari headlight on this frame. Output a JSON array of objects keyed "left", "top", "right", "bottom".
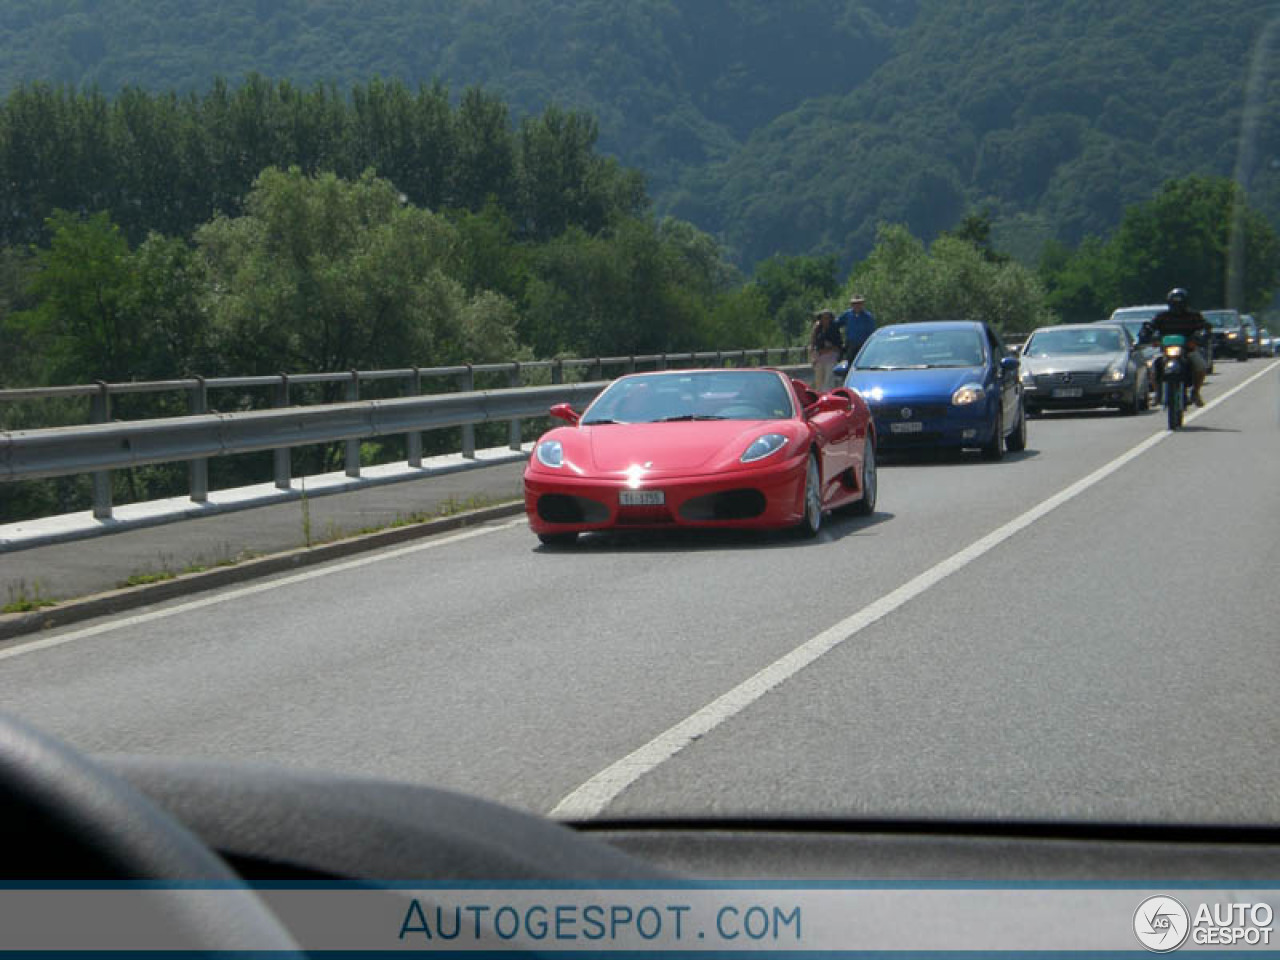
[
  {"left": 1101, "top": 362, "right": 1127, "bottom": 383},
  {"left": 951, "top": 383, "right": 985, "bottom": 405},
  {"left": 535, "top": 440, "right": 564, "bottom": 468},
  {"left": 741, "top": 433, "right": 789, "bottom": 463}
]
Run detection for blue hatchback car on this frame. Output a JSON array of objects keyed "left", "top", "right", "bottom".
[{"left": 840, "top": 321, "right": 1026, "bottom": 459}]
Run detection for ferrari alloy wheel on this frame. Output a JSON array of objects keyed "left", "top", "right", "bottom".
[
  {"left": 849, "top": 438, "right": 877, "bottom": 516},
  {"left": 796, "top": 453, "right": 822, "bottom": 538},
  {"left": 537, "top": 532, "right": 578, "bottom": 547}
]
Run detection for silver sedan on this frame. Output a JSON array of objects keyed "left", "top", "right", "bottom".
[{"left": 1019, "top": 323, "right": 1151, "bottom": 416}]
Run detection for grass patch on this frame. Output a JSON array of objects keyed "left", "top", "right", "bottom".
[
  {"left": 3, "top": 580, "right": 57, "bottom": 613},
  {"left": 316, "top": 493, "right": 517, "bottom": 543},
  {"left": 116, "top": 548, "right": 264, "bottom": 590}
]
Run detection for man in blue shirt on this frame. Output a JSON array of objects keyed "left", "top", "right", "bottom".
[{"left": 837, "top": 295, "right": 876, "bottom": 363}]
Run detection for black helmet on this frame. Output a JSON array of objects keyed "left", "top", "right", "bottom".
[{"left": 1167, "top": 287, "right": 1189, "bottom": 307}]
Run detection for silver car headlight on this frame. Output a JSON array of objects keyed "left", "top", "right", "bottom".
[
  {"left": 741, "top": 433, "right": 789, "bottom": 463},
  {"left": 1019, "top": 370, "right": 1036, "bottom": 388},
  {"left": 1101, "top": 362, "right": 1127, "bottom": 383},
  {"left": 535, "top": 440, "right": 564, "bottom": 468},
  {"left": 951, "top": 383, "right": 985, "bottom": 406}
]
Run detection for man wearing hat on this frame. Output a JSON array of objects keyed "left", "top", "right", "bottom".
[{"left": 837, "top": 295, "right": 876, "bottom": 364}]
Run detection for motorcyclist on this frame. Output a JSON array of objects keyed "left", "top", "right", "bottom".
[{"left": 1145, "top": 288, "right": 1209, "bottom": 407}]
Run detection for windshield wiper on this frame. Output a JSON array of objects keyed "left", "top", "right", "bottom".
[
  {"left": 581, "top": 418, "right": 618, "bottom": 425},
  {"left": 859, "top": 364, "right": 929, "bottom": 371},
  {"left": 655, "top": 414, "right": 728, "bottom": 422}
]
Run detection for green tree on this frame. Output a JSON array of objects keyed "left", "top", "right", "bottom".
[
  {"left": 848, "top": 223, "right": 1054, "bottom": 334},
  {"left": 18, "top": 209, "right": 139, "bottom": 382},
  {"left": 751, "top": 253, "right": 840, "bottom": 342},
  {"left": 195, "top": 166, "right": 519, "bottom": 375},
  {"left": 1041, "top": 175, "right": 1280, "bottom": 320}
]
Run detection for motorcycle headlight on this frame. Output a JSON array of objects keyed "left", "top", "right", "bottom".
[
  {"left": 1101, "top": 363, "right": 1127, "bottom": 383},
  {"left": 951, "top": 383, "right": 985, "bottom": 405},
  {"left": 1164, "top": 345, "right": 1183, "bottom": 358},
  {"left": 535, "top": 440, "right": 564, "bottom": 468},
  {"left": 741, "top": 433, "right": 789, "bottom": 463}
]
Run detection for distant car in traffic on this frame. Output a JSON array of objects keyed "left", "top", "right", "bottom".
[
  {"left": 523, "top": 367, "right": 877, "bottom": 544},
  {"left": 1020, "top": 323, "right": 1150, "bottom": 416},
  {"left": 841, "top": 320, "right": 1025, "bottom": 460},
  {"left": 1242, "top": 314, "right": 1263, "bottom": 357},
  {"left": 1204, "top": 308, "right": 1250, "bottom": 361},
  {"left": 1259, "top": 326, "right": 1276, "bottom": 356}
]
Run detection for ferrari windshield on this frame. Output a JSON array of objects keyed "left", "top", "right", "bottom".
[
  {"left": 1024, "top": 327, "right": 1126, "bottom": 357},
  {"left": 582, "top": 371, "right": 795, "bottom": 424},
  {"left": 855, "top": 329, "right": 987, "bottom": 369}
]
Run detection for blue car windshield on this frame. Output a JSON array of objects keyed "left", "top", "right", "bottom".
[
  {"left": 582, "top": 371, "right": 795, "bottom": 424},
  {"left": 855, "top": 329, "right": 987, "bottom": 369}
]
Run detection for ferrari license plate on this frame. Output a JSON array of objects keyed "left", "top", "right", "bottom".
[
  {"left": 1052, "top": 387, "right": 1083, "bottom": 398},
  {"left": 890, "top": 421, "right": 923, "bottom": 434},
  {"left": 620, "top": 490, "right": 665, "bottom": 506}
]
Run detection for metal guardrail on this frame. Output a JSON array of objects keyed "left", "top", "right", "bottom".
[{"left": 1, "top": 348, "right": 810, "bottom": 521}]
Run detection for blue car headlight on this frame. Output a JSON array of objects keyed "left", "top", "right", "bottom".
[
  {"left": 741, "top": 433, "right": 789, "bottom": 463},
  {"left": 951, "top": 383, "right": 986, "bottom": 406},
  {"left": 535, "top": 440, "right": 564, "bottom": 468}
]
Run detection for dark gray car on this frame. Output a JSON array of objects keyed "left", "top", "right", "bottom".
[{"left": 1019, "top": 323, "right": 1151, "bottom": 415}]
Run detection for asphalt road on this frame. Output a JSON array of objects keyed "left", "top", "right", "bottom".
[{"left": 2, "top": 359, "right": 1278, "bottom": 827}]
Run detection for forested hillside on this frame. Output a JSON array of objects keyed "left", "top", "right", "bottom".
[{"left": 2, "top": 0, "right": 1276, "bottom": 267}]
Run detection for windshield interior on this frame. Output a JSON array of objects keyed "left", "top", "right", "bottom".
[
  {"left": 1204, "top": 310, "right": 1239, "bottom": 327},
  {"left": 582, "top": 371, "right": 794, "bottom": 424},
  {"left": 1025, "top": 328, "right": 1125, "bottom": 357},
  {"left": 855, "top": 329, "right": 987, "bottom": 369}
]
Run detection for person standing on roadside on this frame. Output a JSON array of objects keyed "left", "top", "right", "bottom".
[
  {"left": 810, "top": 308, "right": 843, "bottom": 390},
  {"left": 837, "top": 295, "right": 876, "bottom": 364}
]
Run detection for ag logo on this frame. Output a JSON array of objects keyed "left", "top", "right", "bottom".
[{"left": 1134, "top": 896, "right": 1190, "bottom": 952}]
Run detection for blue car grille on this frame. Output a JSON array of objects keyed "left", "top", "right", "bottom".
[{"left": 868, "top": 403, "right": 949, "bottom": 421}]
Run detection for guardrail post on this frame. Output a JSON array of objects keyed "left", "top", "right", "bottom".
[
  {"left": 657, "top": 353, "right": 667, "bottom": 371},
  {"left": 458, "top": 366, "right": 475, "bottom": 459},
  {"left": 591, "top": 358, "right": 602, "bottom": 381},
  {"left": 626, "top": 356, "right": 636, "bottom": 374},
  {"left": 90, "top": 381, "right": 112, "bottom": 519},
  {"left": 508, "top": 363, "right": 523, "bottom": 451},
  {"left": 551, "top": 360, "right": 563, "bottom": 385},
  {"left": 188, "top": 376, "right": 208, "bottom": 503},
  {"left": 407, "top": 367, "right": 423, "bottom": 468},
  {"left": 274, "top": 374, "right": 291, "bottom": 490},
  {"left": 345, "top": 370, "right": 360, "bottom": 478}
]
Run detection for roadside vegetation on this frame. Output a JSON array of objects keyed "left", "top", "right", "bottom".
[{"left": 0, "top": 78, "right": 1275, "bottom": 527}]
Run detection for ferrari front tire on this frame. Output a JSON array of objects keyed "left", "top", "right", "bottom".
[
  {"left": 795, "top": 453, "right": 822, "bottom": 538},
  {"left": 849, "top": 438, "right": 877, "bottom": 516}
]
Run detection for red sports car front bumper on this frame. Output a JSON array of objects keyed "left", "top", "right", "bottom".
[{"left": 524, "top": 454, "right": 809, "bottom": 535}]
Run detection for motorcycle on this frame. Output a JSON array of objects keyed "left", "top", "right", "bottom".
[{"left": 1156, "top": 334, "right": 1193, "bottom": 430}]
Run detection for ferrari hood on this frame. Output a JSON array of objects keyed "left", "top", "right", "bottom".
[{"left": 570, "top": 421, "right": 798, "bottom": 475}]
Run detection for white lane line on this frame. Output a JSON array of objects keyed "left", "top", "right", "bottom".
[
  {"left": 550, "top": 359, "right": 1280, "bottom": 820},
  {"left": 0, "top": 518, "right": 526, "bottom": 662}
]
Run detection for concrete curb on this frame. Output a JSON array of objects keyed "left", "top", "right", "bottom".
[{"left": 0, "top": 501, "right": 525, "bottom": 643}]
